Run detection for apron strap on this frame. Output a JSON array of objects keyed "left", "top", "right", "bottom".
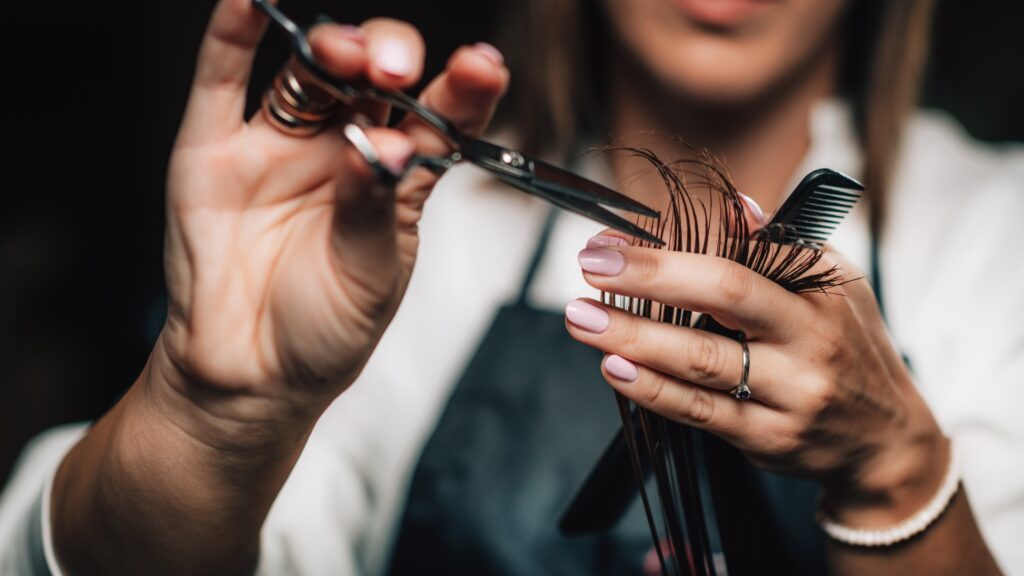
[
  {"left": 514, "top": 206, "right": 560, "bottom": 307},
  {"left": 869, "top": 231, "right": 886, "bottom": 320}
]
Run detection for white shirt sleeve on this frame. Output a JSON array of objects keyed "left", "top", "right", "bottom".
[
  {"left": 881, "top": 111, "right": 1024, "bottom": 573},
  {"left": 0, "top": 423, "right": 88, "bottom": 576}
]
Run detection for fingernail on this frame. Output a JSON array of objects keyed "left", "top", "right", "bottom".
[
  {"left": 565, "top": 300, "right": 610, "bottom": 333},
  {"left": 579, "top": 248, "right": 625, "bottom": 276},
  {"left": 338, "top": 25, "right": 367, "bottom": 46},
  {"left": 586, "top": 235, "right": 629, "bottom": 249},
  {"left": 473, "top": 42, "right": 504, "bottom": 66},
  {"left": 375, "top": 40, "right": 413, "bottom": 77},
  {"left": 381, "top": 141, "right": 416, "bottom": 174},
  {"left": 738, "top": 192, "right": 766, "bottom": 225},
  {"left": 605, "top": 355, "right": 639, "bottom": 382}
]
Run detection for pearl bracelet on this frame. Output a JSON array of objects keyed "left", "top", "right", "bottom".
[{"left": 817, "top": 438, "right": 961, "bottom": 547}]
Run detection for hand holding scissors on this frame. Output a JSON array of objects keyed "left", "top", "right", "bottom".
[
  {"left": 253, "top": 0, "right": 662, "bottom": 244},
  {"left": 54, "top": 2, "right": 530, "bottom": 573},
  {"left": 159, "top": 4, "right": 517, "bottom": 429}
]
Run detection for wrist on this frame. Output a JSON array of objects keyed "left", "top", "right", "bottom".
[
  {"left": 148, "top": 326, "right": 324, "bottom": 457},
  {"left": 53, "top": 351, "right": 310, "bottom": 574},
  {"left": 822, "top": 413, "right": 948, "bottom": 528}
]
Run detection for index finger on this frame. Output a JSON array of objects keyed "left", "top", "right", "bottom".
[
  {"left": 178, "top": 0, "right": 274, "bottom": 147},
  {"left": 398, "top": 43, "right": 510, "bottom": 157},
  {"left": 577, "top": 246, "right": 813, "bottom": 340}
]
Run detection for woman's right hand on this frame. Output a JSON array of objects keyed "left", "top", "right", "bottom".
[
  {"left": 154, "top": 0, "right": 509, "bottom": 447},
  {"left": 52, "top": 2, "right": 507, "bottom": 573}
]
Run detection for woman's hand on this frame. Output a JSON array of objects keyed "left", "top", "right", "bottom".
[
  {"left": 565, "top": 234, "right": 948, "bottom": 527},
  {"left": 52, "top": 2, "right": 508, "bottom": 573},
  {"left": 153, "top": 0, "right": 509, "bottom": 447}
]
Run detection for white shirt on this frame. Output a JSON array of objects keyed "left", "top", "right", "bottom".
[{"left": 1, "top": 98, "right": 1022, "bottom": 575}]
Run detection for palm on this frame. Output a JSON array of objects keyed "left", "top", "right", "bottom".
[
  {"left": 161, "top": 123, "right": 420, "bottom": 397},
  {"left": 148, "top": 2, "right": 505, "bottom": 416}
]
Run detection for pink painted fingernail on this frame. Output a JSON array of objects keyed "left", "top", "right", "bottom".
[
  {"left": 473, "top": 42, "right": 504, "bottom": 66},
  {"left": 381, "top": 140, "right": 416, "bottom": 175},
  {"left": 338, "top": 25, "right": 367, "bottom": 45},
  {"left": 565, "top": 300, "right": 610, "bottom": 333},
  {"left": 605, "top": 355, "right": 638, "bottom": 382},
  {"left": 737, "top": 192, "right": 766, "bottom": 225},
  {"left": 579, "top": 248, "right": 625, "bottom": 276},
  {"left": 586, "top": 235, "right": 629, "bottom": 249},
  {"left": 374, "top": 39, "right": 414, "bottom": 77}
]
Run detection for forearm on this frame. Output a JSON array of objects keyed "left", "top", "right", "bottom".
[
  {"left": 827, "top": 490, "right": 1002, "bottom": 575},
  {"left": 51, "top": 350, "right": 315, "bottom": 576}
]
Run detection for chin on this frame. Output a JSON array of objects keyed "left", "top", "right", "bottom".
[
  {"left": 635, "top": 37, "right": 790, "bottom": 105},
  {"left": 604, "top": 0, "right": 848, "bottom": 108}
]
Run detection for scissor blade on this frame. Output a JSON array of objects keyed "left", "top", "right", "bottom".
[
  {"left": 531, "top": 157, "right": 660, "bottom": 218},
  {"left": 494, "top": 174, "right": 665, "bottom": 245}
]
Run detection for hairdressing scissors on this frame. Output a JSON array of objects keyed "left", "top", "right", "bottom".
[{"left": 252, "top": 0, "right": 663, "bottom": 245}]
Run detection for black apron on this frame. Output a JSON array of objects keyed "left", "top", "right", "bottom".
[{"left": 386, "top": 206, "right": 882, "bottom": 574}]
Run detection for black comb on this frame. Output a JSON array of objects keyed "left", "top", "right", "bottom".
[{"left": 769, "top": 168, "right": 864, "bottom": 243}]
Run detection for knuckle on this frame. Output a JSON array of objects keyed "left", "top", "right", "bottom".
[
  {"left": 628, "top": 250, "right": 660, "bottom": 284},
  {"left": 764, "top": 429, "right": 802, "bottom": 458},
  {"left": 688, "top": 335, "right": 724, "bottom": 382},
  {"left": 642, "top": 372, "right": 667, "bottom": 408},
  {"left": 816, "top": 333, "right": 847, "bottom": 365},
  {"left": 752, "top": 420, "right": 803, "bottom": 458},
  {"left": 801, "top": 375, "right": 835, "bottom": 414},
  {"left": 681, "top": 386, "right": 716, "bottom": 425},
  {"left": 717, "top": 263, "right": 755, "bottom": 305},
  {"left": 617, "top": 317, "right": 643, "bottom": 352},
  {"left": 816, "top": 250, "right": 839, "bottom": 270}
]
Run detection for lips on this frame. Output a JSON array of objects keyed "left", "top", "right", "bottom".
[{"left": 669, "top": 0, "right": 777, "bottom": 28}]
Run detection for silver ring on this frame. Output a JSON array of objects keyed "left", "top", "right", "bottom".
[
  {"left": 261, "top": 56, "right": 339, "bottom": 137},
  {"left": 730, "top": 333, "right": 751, "bottom": 401}
]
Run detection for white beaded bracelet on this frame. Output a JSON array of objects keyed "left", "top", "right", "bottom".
[{"left": 817, "top": 438, "right": 961, "bottom": 547}]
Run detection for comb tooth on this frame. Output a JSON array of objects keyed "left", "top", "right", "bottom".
[
  {"left": 790, "top": 223, "right": 839, "bottom": 234},
  {"left": 801, "top": 204, "right": 849, "bottom": 214},
  {"left": 793, "top": 217, "right": 838, "bottom": 228},
  {"left": 798, "top": 232, "right": 831, "bottom": 242},
  {"left": 813, "top": 190, "right": 861, "bottom": 202},
  {"left": 792, "top": 222, "right": 840, "bottom": 232},
  {"left": 793, "top": 223, "right": 836, "bottom": 234},
  {"left": 797, "top": 214, "right": 844, "bottom": 226},
  {"left": 811, "top": 190, "right": 860, "bottom": 201},
  {"left": 806, "top": 189, "right": 856, "bottom": 198},
  {"left": 806, "top": 198, "right": 856, "bottom": 210},
  {"left": 805, "top": 204, "right": 854, "bottom": 215},
  {"left": 813, "top": 197, "right": 858, "bottom": 208},
  {"left": 790, "top": 215, "right": 839, "bottom": 226},
  {"left": 793, "top": 225, "right": 837, "bottom": 236},
  {"left": 802, "top": 208, "right": 851, "bottom": 220},
  {"left": 795, "top": 211, "right": 844, "bottom": 223},
  {"left": 794, "top": 222, "right": 842, "bottom": 232},
  {"left": 790, "top": 233, "right": 829, "bottom": 244}
]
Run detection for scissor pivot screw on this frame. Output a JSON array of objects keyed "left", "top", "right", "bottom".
[{"left": 501, "top": 151, "right": 526, "bottom": 168}]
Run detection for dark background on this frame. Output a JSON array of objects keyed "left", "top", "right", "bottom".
[{"left": 2, "top": 1, "right": 1022, "bottom": 484}]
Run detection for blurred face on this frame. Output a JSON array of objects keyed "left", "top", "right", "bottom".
[{"left": 604, "top": 0, "right": 850, "bottom": 104}]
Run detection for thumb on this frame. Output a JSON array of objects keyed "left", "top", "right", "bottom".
[{"left": 332, "top": 127, "right": 415, "bottom": 296}]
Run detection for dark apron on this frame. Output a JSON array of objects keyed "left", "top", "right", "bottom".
[{"left": 386, "top": 207, "right": 872, "bottom": 575}]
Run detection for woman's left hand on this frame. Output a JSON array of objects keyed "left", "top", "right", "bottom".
[{"left": 565, "top": 233, "right": 949, "bottom": 527}]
